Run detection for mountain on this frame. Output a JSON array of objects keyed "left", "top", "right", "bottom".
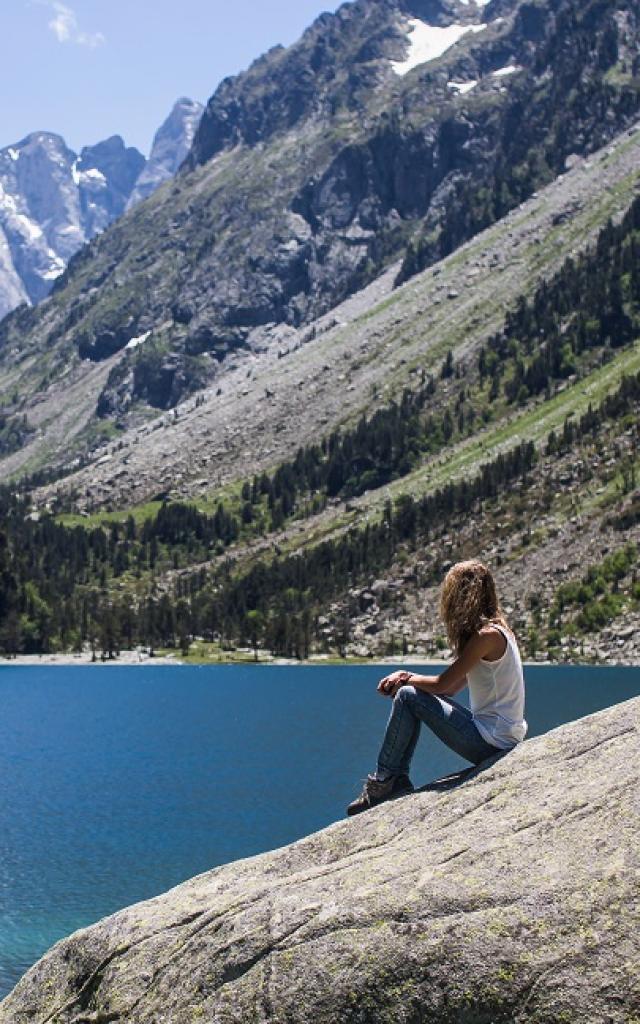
[
  {"left": 0, "top": 0, "right": 638, "bottom": 665},
  {"left": 1, "top": 0, "right": 637, "bottom": 451},
  {"left": 126, "top": 98, "right": 204, "bottom": 209},
  {"left": 0, "top": 99, "right": 203, "bottom": 320},
  {"left": 0, "top": 133, "right": 144, "bottom": 317}
]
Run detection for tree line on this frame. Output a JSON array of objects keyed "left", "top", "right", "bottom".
[
  {"left": 2, "top": 353, "right": 638, "bottom": 657},
  {"left": 239, "top": 191, "right": 640, "bottom": 535},
  {"left": 478, "top": 193, "right": 640, "bottom": 405}
]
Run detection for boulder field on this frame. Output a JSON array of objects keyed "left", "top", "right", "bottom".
[{"left": 1, "top": 697, "right": 638, "bottom": 1023}]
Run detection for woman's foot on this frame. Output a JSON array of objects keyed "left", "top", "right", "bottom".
[{"left": 346, "top": 773, "right": 414, "bottom": 816}]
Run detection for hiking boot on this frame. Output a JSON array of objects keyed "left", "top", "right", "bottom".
[{"left": 346, "top": 773, "right": 414, "bottom": 816}]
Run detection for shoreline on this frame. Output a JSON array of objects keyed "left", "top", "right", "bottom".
[
  {"left": 0, "top": 652, "right": 638, "bottom": 669},
  {"left": 0, "top": 651, "right": 178, "bottom": 667}
]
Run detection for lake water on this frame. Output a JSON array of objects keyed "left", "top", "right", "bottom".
[{"left": 0, "top": 663, "right": 638, "bottom": 999}]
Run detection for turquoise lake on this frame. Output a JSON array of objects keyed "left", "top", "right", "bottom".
[{"left": 1, "top": 663, "right": 639, "bottom": 999}]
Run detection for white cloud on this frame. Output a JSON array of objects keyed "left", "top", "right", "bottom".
[{"left": 44, "top": 2, "right": 105, "bottom": 48}]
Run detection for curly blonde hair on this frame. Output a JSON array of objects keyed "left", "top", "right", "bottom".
[{"left": 439, "top": 560, "right": 509, "bottom": 656}]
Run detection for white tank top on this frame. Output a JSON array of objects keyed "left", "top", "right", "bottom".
[{"left": 467, "top": 623, "right": 527, "bottom": 749}]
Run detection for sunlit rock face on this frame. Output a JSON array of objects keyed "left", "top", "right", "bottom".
[
  {"left": 126, "top": 98, "right": 203, "bottom": 209},
  {"left": 0, "top": 132, "right": 143, "bottom": 315},
  {"left": 0, "top": 0, "right": 638, "bottom": 456},
  {"left": 0, "top": 98, "right": 202, "bottom": 319}
]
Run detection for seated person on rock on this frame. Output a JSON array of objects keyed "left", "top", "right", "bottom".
[{"left": 348, "top": 560, "right": 527, "bottom": 815}]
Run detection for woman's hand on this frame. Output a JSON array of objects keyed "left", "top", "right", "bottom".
[{"left": 377, "top": 670, "right": 413, "bottom": 697}]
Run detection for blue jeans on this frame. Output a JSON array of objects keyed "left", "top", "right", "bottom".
[{"left": 377, "top": 685, "right": 502, "bottom": 777}]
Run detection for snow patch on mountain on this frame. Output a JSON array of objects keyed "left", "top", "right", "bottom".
[
  {"left": 492, "top": 64, "right": 520, "bottom": 76},
  {"left": 14, "top": 213, "right": 44, "bottom": 243},
  {"left": 448, "top": 79, "right": 478, "bottom": 93},
  {"left": 80, "top": 167, "right": 107, "bottom": 183},
  {"left": 0, "top": 187, "right": 43, "bottom": 243},
  {"left": 391, "top": 19, "right": 487, "bottom": 76},
  {"left": 125, "top": 330, "right": 151, "bottom": 350},
  {"left": 42, "top": 254, "right": 66, "bottom": 281}
]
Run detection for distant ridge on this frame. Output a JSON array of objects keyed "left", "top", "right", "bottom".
[{"left": 0, "top": 98, "right": 202, "bottom": 319}]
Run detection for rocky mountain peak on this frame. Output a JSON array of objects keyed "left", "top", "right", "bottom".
[
  {"left": 1, "top": 0, "right": 638, "bottom": 477},
  {"left": 186, "top": 0, "right": 518, "bottom": 169},
  {"left": 126, "top": 98, "right": 203, "bottom": 209},
  {"left": 74, "top": 135, "right": 145, "bottom": 237},
  {"left": 0, "top": 132, "right": 82, "bottom": 304},
  {"left": 185, "top": 0, "right": 403, "bottom": 169},
  {"left": 0, "top": 102, "right": 200, "bottom": 319},
  {"left": 1, "top": 131, "right": 77, "bottom": 231},
  {"left": 78, "top": 135, "right": 145, "bottom": 197}
]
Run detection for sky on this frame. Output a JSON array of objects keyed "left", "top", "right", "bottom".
[{"left": 2, "top": 0, "right": 346, "bottom": 156}]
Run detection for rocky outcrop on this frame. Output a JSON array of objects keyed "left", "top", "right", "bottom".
[
  {"left": 2, "top": 697, "right": 638, "bottom": 1023},
  {"left": 9, "top": 118, "right": 637, "bottom": 509},
  {"left": 126, "top": 98, "right": 203, "bottom": 209},
  {"left": 75, "top": 136, "right": 146, "bottom": 237}
]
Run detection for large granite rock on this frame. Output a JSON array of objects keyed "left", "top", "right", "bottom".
[{"left": 1, "top": 697, "right": 638, "bottom": 1023}]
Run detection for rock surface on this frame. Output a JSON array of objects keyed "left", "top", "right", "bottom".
[
  {"left": 126, "top": 98, "right": 203, "bottom": 209},
  {"left": 13, "top": 120, "right": 638, "bottom": 509},
  {"left": 2, "top": 697, "right": 638, "bottom": 1023},
  {"left": 0, "top": 98, "right": 201, "bottom": 319},
  {"left": 0, "top": 132, "right": 144, "bottom": 316}
]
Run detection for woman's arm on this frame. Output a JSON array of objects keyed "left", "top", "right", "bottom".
[{"left": 378, "top": 631, "right": 498, "bottom": 698}]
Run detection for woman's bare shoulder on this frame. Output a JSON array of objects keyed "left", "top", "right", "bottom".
[{"left": 478, "top": 624, "right": 508, "bottom": 660}]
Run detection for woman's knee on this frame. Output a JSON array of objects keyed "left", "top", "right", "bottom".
[
  {"left": 395, "top": 686, "right": 443, "bottom": 716},
  {"left": 394, "top": 684, "right": 418, "bottom": 705}
]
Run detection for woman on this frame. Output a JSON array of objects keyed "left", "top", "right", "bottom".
[{"left": 347, "top": 560, "right": 527, "bottom": 815}]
